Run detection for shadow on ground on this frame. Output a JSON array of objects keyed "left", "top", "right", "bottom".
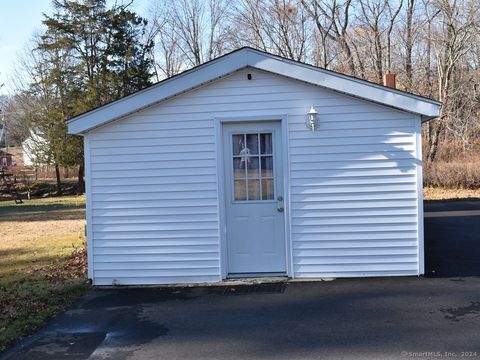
[
  {"left": 424, "top": 200, "right": 480, "bottom": 277},
  {"left": 0, "top": 204, "right": 85, "bottom": 222}
]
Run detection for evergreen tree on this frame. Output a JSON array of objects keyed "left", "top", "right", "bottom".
[
  {"left": 24, "top": 0, "right": 154, "bottom": 193},
  {"left": 106, "top": 7, "right": 154, "bottom": 98}
]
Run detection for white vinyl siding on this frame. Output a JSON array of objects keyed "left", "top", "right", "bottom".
[
  {"left": 88, "top": 114, "right": 219, "bottom": 285},
  {"left": 86, "top": 68, "right": 421, "bottom": 285},
  {"left": 288, "top": 94, "right": 419, "bottom": 278}
]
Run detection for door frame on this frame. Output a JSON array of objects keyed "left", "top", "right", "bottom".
[{"left": 214, "top": 114, "right": 293, "bottom": 279}]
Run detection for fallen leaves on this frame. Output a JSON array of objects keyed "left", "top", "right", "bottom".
[{"left": 44, "top": 245, "right": 88, "bottom": 282}]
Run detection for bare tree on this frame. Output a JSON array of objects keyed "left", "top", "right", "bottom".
[
  {"left": 300, "top": 0, "right": 335, "bottom": 68},
  {"left": 147, "top": 3, "right": 185, "bottom": 79},
  {"left": 426, "top": 0, "right": 478, "bottom": 161},
  {"left": 359, "top": 0, "right": 387, "bottom": 82},
  {"left": 385, "top": 0, "right": 404, "bottom": 73},
  {"left": 301, "top": 0, "right": 356, "bottom": 74},
  {"left": 230, "top": 0, "right": 310, "bottom": 61},
  {"left": 355, "top": 0, "right": 403, "bottom": 83},
  {"left": 404, "top": 0, "right": 415, "bottom": 91},
  {"left": 169, "top": 0, "right": 229, "bottom": 66}
]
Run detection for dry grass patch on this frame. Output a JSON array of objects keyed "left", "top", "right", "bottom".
[
  {"left": 424, "top": 187, "right": 480, "bottom": 201},
  {"left": 0, "top": 196, "right": 88, "bottom": 352}
]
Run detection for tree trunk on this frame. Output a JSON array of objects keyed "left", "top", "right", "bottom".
[
  {"left": 77, "top": 164, "right": 85, "bottom": 194},
  {"left": 375, "top": 36, "right": 383, "bottom": 83},
  {"left": 342, "top": 41, "right": 356, "bottom": 75},
  {"left": 405, "top": 0, "right": 414, "bottom": 92},
  {"left": 55, "top": 164, "right": 62, "bottom": 195},
  {"left": 426, "top": 122, "right": 443, "bottom": 162}
]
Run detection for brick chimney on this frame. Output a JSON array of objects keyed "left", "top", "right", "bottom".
[{"left": 383, "top": 73, "right": 396, "bottom": 89}]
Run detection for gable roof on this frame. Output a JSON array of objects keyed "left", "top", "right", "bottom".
[{"left": 67, "top": 47, "right": 441, "bottom": 134}]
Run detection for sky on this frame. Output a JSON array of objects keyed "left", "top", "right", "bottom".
[
  {"left": 0, "top": 0, "right": 52, "bottom": 95},
  {"left": 0, "top": 0, "right": 149, "bottom": 97}
]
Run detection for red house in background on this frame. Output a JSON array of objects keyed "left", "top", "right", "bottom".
[{"left": 0, "top": 150, "right": 13, "bottom": 168}]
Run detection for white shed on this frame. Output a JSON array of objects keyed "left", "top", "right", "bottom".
[{"left": 67, "top": 48, "right": 441, "bottom": 286}]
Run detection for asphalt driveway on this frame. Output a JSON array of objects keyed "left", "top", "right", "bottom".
[
  {"left": 424, "top": 200, "right": 480, "bottom": 277},
  {"left": 2, "top": 200, "right": 480, "bottom": 360}
]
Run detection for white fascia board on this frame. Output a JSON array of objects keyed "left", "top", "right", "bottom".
[
  {"left": 67, "top": 50, "right": 249, "bottom": 134},
  {"left": 246, "top": 49, "right": 441, "bottom": 120}
]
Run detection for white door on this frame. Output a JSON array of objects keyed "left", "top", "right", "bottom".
[{"left": 223, "top": 122, "right": 286, "bottom": 275}]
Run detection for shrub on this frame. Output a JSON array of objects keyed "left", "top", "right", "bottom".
[
  {"left": 424, "top": 161, "right": 480, "bottom": 189},
  {"left": 423, "top": 141, "right": 480, "bottom": 189}
]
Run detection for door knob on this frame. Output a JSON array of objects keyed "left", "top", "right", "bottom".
[{"left": 277, "top": 196, "right": 284, "bottom": 212}]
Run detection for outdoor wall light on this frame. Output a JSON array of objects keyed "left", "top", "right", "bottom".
[{"left": 306, "top": 106, "right": 318, "bottom": 132}]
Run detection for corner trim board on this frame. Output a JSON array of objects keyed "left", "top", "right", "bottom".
[
  {"left": 84, "top": 136, "right": 94, "bottom": 282},
  {"left": 415, "top": 115, "right": 425, "bottom": 275}
]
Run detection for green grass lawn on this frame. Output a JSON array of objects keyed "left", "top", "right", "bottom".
[{"left": 0, "top": 195, "right": 88, "bottom": 352}]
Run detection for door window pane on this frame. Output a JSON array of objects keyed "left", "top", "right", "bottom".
[
  {"left": 246, "top": 134, "right": 259, "bottom": 155},
  {"left": 248, "top": 180, "right": 261, "bottom": 200},
  {"left": 234, "top": 180, "right": 247, "bottom": 201},
  {"left": 247, "top": 157, "right": 259, "bottom": 178},
  {"left": 262, "top": 179, "right": 274, "bottom": 200},
  {"left": 261, "top": 156, "right": 273, "bottom": 178},
  {"left": 260, "top": 133, "right": 272, "bottom": 154},
  {"left": 232, "top": 134, "right": 244, "bottom": 156},
  {"left": 233, "top": 158, "right": 245, "bottom": 179}
]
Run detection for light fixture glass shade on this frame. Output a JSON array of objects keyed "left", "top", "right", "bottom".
[{"left": 306, "top": 106, "right": 318, "bottom": 131}]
